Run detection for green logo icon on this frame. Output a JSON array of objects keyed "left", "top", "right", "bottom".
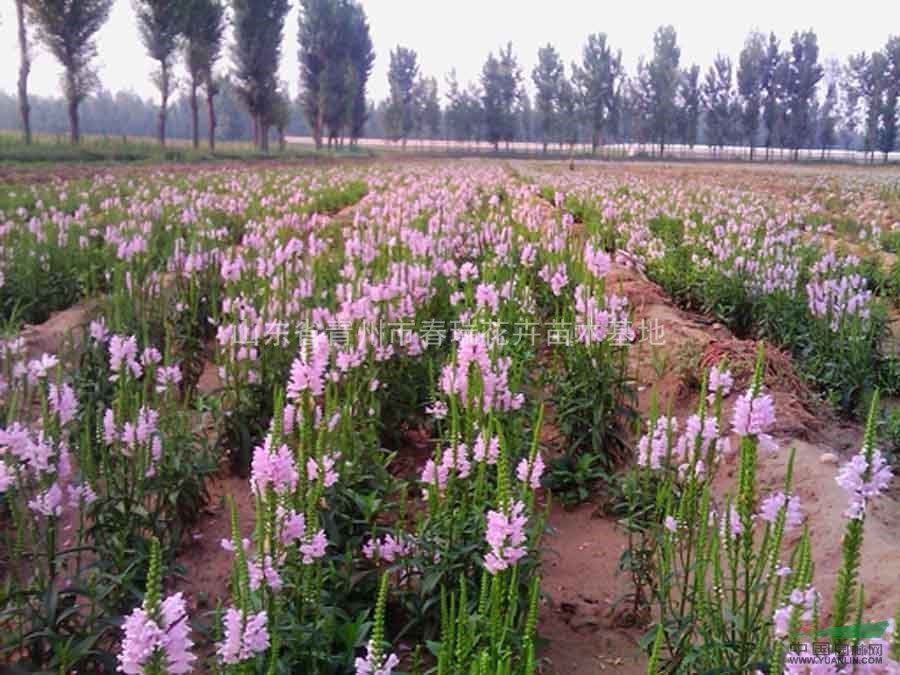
[{"left": 798, "top": 621, "right": 890, "bottom": 640}]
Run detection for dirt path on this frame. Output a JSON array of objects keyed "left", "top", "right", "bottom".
[{"left": 539, "top": 504, "right": 646, "bottom": 674}]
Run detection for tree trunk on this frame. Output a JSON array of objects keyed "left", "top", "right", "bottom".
[
  {"left": 157, "top": 62, "right": 170, "bottom": 147},
  {"left": 68, "top": 96, "right": 80, "bottom": 145},
  {"left": 252, "top": 114, "right": 259, "bottom": 149},
  {"left": 16, "top": 0, "right": 31, "bottom": 145},
  {"left": 206, "top": 88, "right": 217, "bottom": 151},
  {"left": 314, "top": 99, "right": 324, "bottom": 149},
  {"left": 158, "top": 106, "right": 167, "bottom": 146},
  {"left": 749, "top": 143, "right": 755, "bottom": 162},
  {"left": 190, "top": 78, "right": 199, "bottom": 150},
  {"left": 260, "top": 123, "right": 269, "bottom": 152}
]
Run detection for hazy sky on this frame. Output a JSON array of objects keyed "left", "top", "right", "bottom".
[{"left": 1, "top": 0, "right": 898, "bottom": 104}]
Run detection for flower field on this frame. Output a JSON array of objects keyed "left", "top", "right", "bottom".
[{"left": 0, "top": 160, "right": 898, "bottom": 674}]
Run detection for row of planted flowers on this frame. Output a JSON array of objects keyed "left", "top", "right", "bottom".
[{"left": 1, "top": 163, "right": 898, "bottom": 674}]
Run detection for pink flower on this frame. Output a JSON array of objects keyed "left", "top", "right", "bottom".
[
  {"left": 242, "top": 611, "right": 270, "bottom": 657},
  {"left": 28, "top": 353, "right": 59, "bottom": 381},
  {"left": 441, "top": 443, "right": 471, "bottom": 479},
  {"left": 217, "top": 608, "right": 269, "bottom": 664},
  {"left": 731, "top": 389, "right": 777, "bottom": 452},
  {"left": 28, "top": 482, "right": 63, "bottom": 517},
  {"left": 103, "top": 408, "right": 118, "bottom": 444},
  {"left": 68, "top": 483, "right": 97, "bottom": 506},
  {"left": 118, "top": 608, "right": 163, "bottom": 674},
  {"left": 731, "top": 390, "right": 776, "bottom": 436},
  {"left": 355, "top": 639, "right": 400, "bottom": 675},
  {"left": 109, "top": 334, "right": 142, "bottom": 382},
  {"left": 136, "top": 407, "right": 159, "bottom": 445},
  {"left": 220, "top": 537, "right": 251, "bottom": 553},
  {"left": 516, "top": 453, "right": 545, "bottom": 490},
  {"left": 637, "top": 416, "right": 676, "bottom": 470},
  {"left": 248, "top": 555, "right": 282, "bottom": 592},
  {"left": 307, "top": 453, "right": 339, "bottom": 488},
  {"left": 720, "top": 505, "right": 743, "bottom": 539},
  {"left": 664, "top": 516, "right": 678, "bottom": 533},
  {"left": 425, "top": 400, "right": 448, "bottom": 419},
  {"left": 287, "top": 333, "right": 330, "bottom": 399},
  {"left": 155, "top": 365, "right": 182, "bottom": 394},
  {"left": 420, "top": 459, "right": 449, "bottom": 495},
  {"left": 707, "top": 365, "right": 734, "bottom": 403},
  {"left": 484, "top": 501, "right": 528, "bottom": 574},
  {"left": 773, "top": 586, "right": 819, "bottom": 640},
  {"left": 475, "top": 283, "right": 500, "bottom": 313},
  {"left": 584, "top": 242, "right": 611, "bottom": 278},
  {"left": 48, "top": 383, "right": 78, "bottom": 426},
  {"left": 0, "top": 462, "right": 14, "bottom": 493},
  {"left": 141, "top": 347, "right": 162, "bottom": 367},
  {"left": 90, "top": 318, "right": 109, "bottom": 343},
  {"left": 118, "top": 593, "right": 195, "bottom": 674},
  {"left": 835, "top": 447, "right": 892, "bottom": 519},
  {"left": 250, "top": 436, "right": 298, "bottom": 496},
  {"left": 299, "top": 529, "right": 328, "bottom": 564},
  {"left": 280, "top": 510, "right": 306, "bottom": 545},
  {"left": 472, "top": 435, "right": 500, "bottom": 465},
  {"left": 773, "top": 603, "right": 792, "bottom": 638},
  {"left": 758, "top": 492, "right": 804, "bottom": 530},
  {"left": 158, "top": 593, "right": 196, "bottom": 674},
  {"left": 362, "top": 534, "right": 409, "bottom": 563}
]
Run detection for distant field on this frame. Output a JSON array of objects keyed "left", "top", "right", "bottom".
[
  {"left": 0, "top": 130, "right": 372, "bottom": 164},
  {"left": 3, "top": 129, "right": 899, "bottom": 167},
  {"left": 289, "top": 135, "right": 900, "bottom": 164}
]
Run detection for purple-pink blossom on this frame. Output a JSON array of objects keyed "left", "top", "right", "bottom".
[
  {"left": 355, "top": 640, "right": 400, "bottom": 675},
  {"left": 109, "top": 335, "right": 142, "bottom": 382},
  {"left": 248, "top": 555, "right": 283, "bottom": 592},
  {"left": 0, "top": 462, "right": 14, "bottom": 492},
  {"left": 300, "top": 529, "right": 328, "bottom": 564},
  {"left": 484, "top": 500, "right": 528, "bottom": 574},
  {"left": 307, "top": 453, "right": 339, "bottom": 488},
  {"left": 118, "top": 593, "right": 195, "bottom": 674},
  {"left": 250, "top": 435, "right": 299, "bottom": 496},
  {"left": 584, "top": 242, "right": 611, "bottom": 278},
  {"left": 363, "top": 534, "right": 410, "bottom": 563},
  {"left": 472, "top": 435, "right": 500, "bottom": 465},
  {"left": 48, "top": 383, "right": 78, "bottom": 426},
  {"left": 217, "top": 608, "right": 269, "bottom": 664},
  {"left": 758, "top": 491, "right": 804, "bottom": 531},
  {"left": 707, "top": 365, "right": 734, "bottom": 403},
  {"left": 286, "top": 332, "right": 330, "bottom": 399},
  {"left": 516, "top": 453, "right": 545, "bottom": 489},
  {"left": 28, "top": 482, "right": 63, "bottom": 517},
  {"left": 731, "top": 389, "right": 777, "bottom": 452},
  {"left": 835, "top": 447, "right": 892, "bottom": 519}
]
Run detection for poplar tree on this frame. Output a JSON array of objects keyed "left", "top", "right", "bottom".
[{"left": 27, "top": 0, "right": 113, "bottom": 143}]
